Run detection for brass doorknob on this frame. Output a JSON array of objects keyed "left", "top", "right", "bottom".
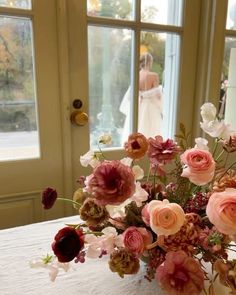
[{"left": 70, "top": 110, "right": 88, "bottom": 126}]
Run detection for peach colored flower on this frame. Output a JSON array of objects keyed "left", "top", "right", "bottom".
[
  {"left": 123, "top": 226, "right": 152, "bottom": 256},
  {"left": 156, "top": 250, "right": 204, "bottom": 295},
  {"left": 206, "top": 188, "right": 236, "bottom": 235},
  {"left": 147, "top": 199, "right": 185, "bottom": 236},
  {"left": 124, "top": 132, "right": 149, "bottom": 160},
  {"left": 180, "top": 148, "right": 215, "bottom": 185},
  {"left": 86, "top": 160, "right": 135, "bottom": 206}
]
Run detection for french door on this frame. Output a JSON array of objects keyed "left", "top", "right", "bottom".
[
  {"left": 0, "top": 0, "right": 203, "bottom": 229},
  {"left": 0, "top": 0, "right": 66, "bottom": 228},
  {"left": 65, "top": 0, "right": 202, "bottom": 183}
]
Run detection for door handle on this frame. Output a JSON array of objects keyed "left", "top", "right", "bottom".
[{"left": 70, "top": 110, "right": 88, "bottom": 126}]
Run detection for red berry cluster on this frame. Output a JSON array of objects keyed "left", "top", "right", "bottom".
[{"left": 184, "top": 192, "right": 209, "bottom": 214}]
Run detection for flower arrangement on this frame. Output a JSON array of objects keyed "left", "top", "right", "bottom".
[{"left": 36, "top": 102, "right": 236, "bottom": 295}]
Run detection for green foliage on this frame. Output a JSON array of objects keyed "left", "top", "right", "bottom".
[{"left": 0, "top": 17, "right": 34, "bottom": 101}]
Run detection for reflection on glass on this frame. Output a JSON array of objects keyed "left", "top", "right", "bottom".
[
  {"left": 138, "top": 31, "right": 180, "bottom": 139},
  {"left": 88, "top": 25, "right": 132, "bottom": 149},
  {"left": 0, "top": 0, "right": 31, "bottom": 9},
  {"left": 226, "top": 0, "right": 236, "bottom": 30},
  {"left": 0, "top": 16, "right": 39, "bottom": 161},
  {"left": 87, "top": 0, "right": 134, "bottom": 20},
  {"left": 141, "top": 0, "right": 183, "bottom": 26},
  {"left": 221, "top": 37, "right": 236, "bottom": 129}
]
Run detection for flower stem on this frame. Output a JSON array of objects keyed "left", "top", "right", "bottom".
[
  {"left": 215, "top": 149, "right": 224, "bottom": 162},
  {"left": 212, "top": 139, "right": 219, "bottom": 157},
  {"left": 57, "top": 197, "right": 81, "bottom": 208},
  {"left": 218, "top": 161, "right": 236, "bottom": 181},
  {"left": 97, "top": 142, "right": 107, "bottom": 159},
  {"left": 84, "top": 230, "right": 104, "bottom": 236}
]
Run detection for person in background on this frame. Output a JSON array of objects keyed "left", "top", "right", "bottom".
[
  {"left": 138, "top": 52, "right": 163, "bottom": 138},
  {"left": 119, "top": 52, "right": 163, "bottom": 142}
]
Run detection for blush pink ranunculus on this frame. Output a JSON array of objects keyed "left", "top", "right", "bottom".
[
  {"left": 86, "top": 160, "right": 135, "bottom": 206},
  {"left": 180, "top": 148, "right": 215, "bottom": 185},
  {"left": 206, "top": 188, "right": 236, "bottom": 235},
  {"left": 123, "top": 226, "right": 153, "bottom": 256},
  {"left": 147, "top": 199, "right": 185, "bottom": 236},
  {"left": 141, "top": 204, "right": 150, "bottom": 226},
  {"left": 156, "top": 250, "right": 204, "bottom": 295}
]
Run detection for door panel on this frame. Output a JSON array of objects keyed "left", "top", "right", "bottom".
[{"left": 0, "top": 0, "right": 66, "bottom": 228}]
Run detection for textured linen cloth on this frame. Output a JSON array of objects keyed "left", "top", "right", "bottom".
[{"left": 0, "top": 216, "right": 231, "bottom": 295}]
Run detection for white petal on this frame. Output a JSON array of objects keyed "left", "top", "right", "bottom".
[
  {"left": 102, "top": 226, "right": 117, "bottom": 236},
  {"left": 194, "top": 137, "right": 209, "bottom": 150},
  {"left": 131, "top": 182, "right": 148, "bottom": 207},
  {"left": 132, "top": 165, "right": 144, "bottom": 180},
  {"left": 120, "top": 157, "right": 133, "bottom": 167}
]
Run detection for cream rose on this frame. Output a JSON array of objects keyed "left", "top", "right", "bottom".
[
  {"left": 180, "top": 148, "right": 215, "bottom": 185},
  {"left": 147, "top": 199, "right": 185, "bottom": 236},
  {"left": 206, "top": 188, "right": 236, "bottom": 235}
]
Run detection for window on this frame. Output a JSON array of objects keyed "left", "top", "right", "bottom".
[
  {"left": 86, "top": 0, "right": 183, "bottom": 149},
  {"left": 0, "top": 1, "right": 40, "bottom": 161},
  {"left": 221, "top": 0, "right": 236, "bottom": 130}
]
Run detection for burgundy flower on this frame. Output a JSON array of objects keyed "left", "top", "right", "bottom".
[
  {"left": 41, "top": 187, "right": 57, "bottom": 209},
  {"left": 147, "top": 136, "right": 180, "bottom": 166},
  {"left": 52, "top": 227, "right": 84, "bottom": 262},
  {"left": 86, "top": 160, "right": 135, "bottom": 206},
  {"left": 156, "top": 250, "right": 204, "bottom": 295}
]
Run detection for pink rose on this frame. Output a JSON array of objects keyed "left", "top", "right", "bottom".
[
  {"left": 86, "top": 160, "right": 135, "bottom": 206},
  {"left": 147, "top": 199, "right": 185, "bottom": 236},
  {"left": 206, "top": 188, "right": 236, "bottom": 235},
  {"left": 156, "top": 250, "right": 204, "bottom": 295},
  {"left": 123, "top": 226, "right": 153, "bottom": 256},
  {"left": 180, "top": 148, "right": 215, "bottom": 185},
  {"left": 141, "top": 204, "right": 150, "bottom": 226}
]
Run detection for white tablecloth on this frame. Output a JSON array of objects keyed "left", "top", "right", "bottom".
[{"left": 0, "top": 216, "right": 232, "bottom": 295}]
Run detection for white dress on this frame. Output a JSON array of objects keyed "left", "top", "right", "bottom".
[
  {"left": 119, "top": 86, "right": 163, "bottom": 142},
  {"left": 138, "top": 86, "right": 163, "bottom": 138}
]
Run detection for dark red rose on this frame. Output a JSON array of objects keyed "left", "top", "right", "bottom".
[
  {"left": 52, "top": 227, "right": 84, "bottom": 262},
  {"left": 42, "top": 187, "right": 57, "bottom": 209}
]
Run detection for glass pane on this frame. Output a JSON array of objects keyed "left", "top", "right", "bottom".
[
  {"left": 0, "top": 16, "right": 39, "bottom": 161},
  {"left": 226, "top": 0, "right": 236, "bottom": 30},
  {"left": 0, "top": 0, "right": 31, "bottom": 9},
  {"left": 87, "top": 0, "right": 134, "bottom": 20},
  {"left": 138, "top": 31, "right": 180, "bottom": 139},
  {"left": 88, "top": 26, "right": 133, "bottom": 149},
  {"left": 141, "top": 0, "right": 183, "bottom": 26},
  {"left": 220, "top": 37, "right": 236, "bottom": 130}
]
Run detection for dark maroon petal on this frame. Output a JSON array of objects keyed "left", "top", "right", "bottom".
[
  {"left": 52, "top": 227, "right": 84, "bottom": 263},
  {"left": 41, "top": 187, "right": 58, "bottom": 209}
]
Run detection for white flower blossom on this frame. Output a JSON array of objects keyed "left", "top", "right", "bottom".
[
  {"left": 30, "top": 256, "right": 70, "bottom": 282},
  {"left": 85, "top": 227, "right": 124, "bottom": 258},
  {"left": 200, "top": 120, "right": 232, "bottom": 140},
  {"left": 132, "top": 165, "right": 144, "bottom": 180},
  {"left": 120, "top": 157, "right": 133, "bottom": 167},
  {"left": 131, "top": 182, "right": 149, "bottom": 207},
  {"left": 106, "top": 198, "right": 131, "bottom": 218},
  {"left": 80, "top": 150, "right": 100, "bottom": 168},
  {"left": 194, "top": 137, "right": 209, "bottom": 150},
  {"left": 200, "top": 103, "right": 217, "bottom": 122}
]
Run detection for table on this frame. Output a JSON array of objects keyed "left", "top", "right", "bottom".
[{"left": 0, "top": 216, "right": 232, "bottom": 295}]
